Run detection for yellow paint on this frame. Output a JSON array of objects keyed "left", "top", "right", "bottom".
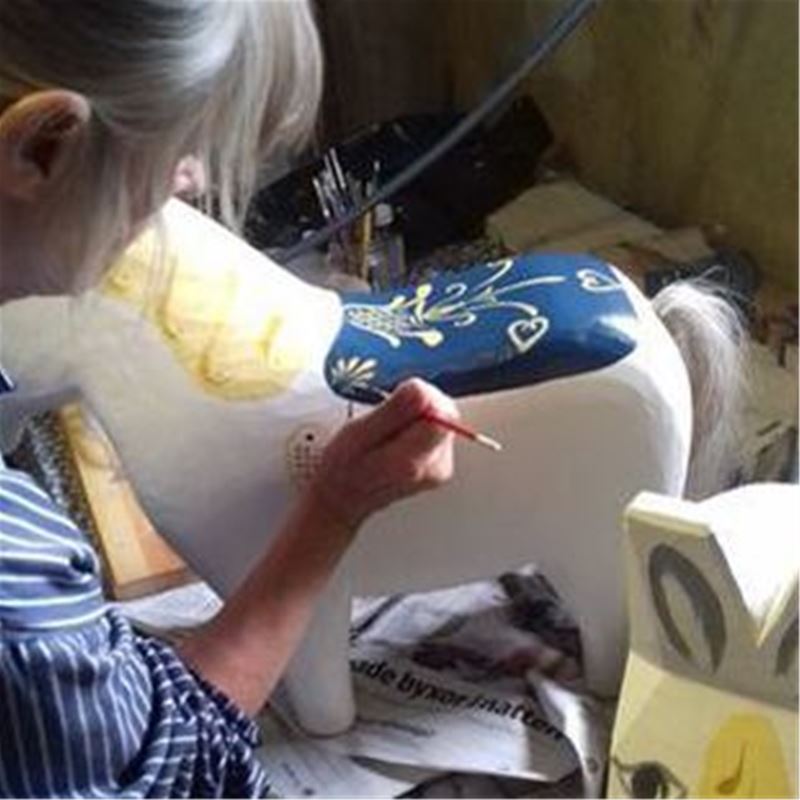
[
  {"left": 697, "top": 714, "right": 792, "bottom": 798},
  {"left": 101, "top": 216, "right": 309, "bottom": 401}
]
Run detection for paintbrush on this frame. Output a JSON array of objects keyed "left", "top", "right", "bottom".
[
  {"left": 359, "top": 209, "right": 373, "bottom": 281},
  {"left": 369, "top": 387, "right": 503, "bottom": 452},
  {"left": 418, "top": 409, "right": 503, "bottom": 452}
]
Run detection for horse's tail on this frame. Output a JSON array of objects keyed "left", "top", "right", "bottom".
[{"left": 652, "top": 280, "right": 747, "bottom": 498}]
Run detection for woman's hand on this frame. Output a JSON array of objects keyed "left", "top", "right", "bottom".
[
  {"left": 180, "top": 378, "right": 458, "bottom": 715},
  {"left": 306, "top": 378, "right": 459, "bottom": 532}
]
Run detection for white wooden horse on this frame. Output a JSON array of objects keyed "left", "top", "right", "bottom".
[{"left": 0, "top": 199, "right": 737, "bottom": 735}]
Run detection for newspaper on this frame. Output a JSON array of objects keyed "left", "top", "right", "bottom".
[
  {"left": 269, "top": 567, "right": 610, "bottom": 796},
  {"left": 272, "top": 644, "right": 577, "bottom": 781},
  {"left": 120, "top": 567, "right": 612, "bottom": 797},
  {"left": 256, "top": 709, "right": 436, "bottom": 798}
]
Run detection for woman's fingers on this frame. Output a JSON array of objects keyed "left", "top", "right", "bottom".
[
  {"left": 347, "top": 378, "right": 460, "bottom": 450},
  {"left": 308, "top": 378, "right": 459, "bottom": 530}
]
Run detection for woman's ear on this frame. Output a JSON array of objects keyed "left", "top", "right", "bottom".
[{"left": 0, "top": 90, "right": 91, "bottom": 201}]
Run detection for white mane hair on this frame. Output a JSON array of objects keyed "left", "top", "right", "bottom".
[{"left": 652, "top": 279, "right": 747, "bottom": 499}]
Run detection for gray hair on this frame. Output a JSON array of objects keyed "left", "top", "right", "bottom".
[{"left": 0, "top": 0, "right": 322, "bottom": 275}]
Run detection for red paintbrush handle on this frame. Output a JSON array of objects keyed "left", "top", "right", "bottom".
[
  {"left": 419, "top": 409, "right": 502, "bottom": 452},
  {"left": 420, "top": 410, "right": 478, "bottom": 440}
]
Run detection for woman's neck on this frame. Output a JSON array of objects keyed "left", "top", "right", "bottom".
[{"left": 0, "top": 204, "right": 72, "bottom": 302}]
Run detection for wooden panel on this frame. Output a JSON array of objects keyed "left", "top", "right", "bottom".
[
  {"left": 59, "top": 405, "right": 193, "bottom": 600},
  {"left": 444, "top": 0, "right": 798, "bottom": 290},
  {"left": 317, "top": 0, "right": 452, "bottom": 141}
]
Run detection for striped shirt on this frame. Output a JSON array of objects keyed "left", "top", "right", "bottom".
[{"left": 0, "top": 462, "right": 270, "bottom": 798}]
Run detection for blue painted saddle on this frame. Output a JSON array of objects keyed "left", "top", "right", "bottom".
[{"left": 324, "top": 253, "right": 637, "bottom": 402}]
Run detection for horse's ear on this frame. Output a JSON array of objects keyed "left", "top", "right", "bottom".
[
  {"left": 647, "top": 541, "right": 726, "bottom": 673},
  {"left": 761, "top": 582, "right": 798, "bottom": 699},
  {"left": 623, "top": 493, "right": 746, "bottom": 677}
]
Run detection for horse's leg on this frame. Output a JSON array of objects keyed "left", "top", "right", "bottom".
[{"left": 281, "top": 562, "right": 356, "bottom": 736}]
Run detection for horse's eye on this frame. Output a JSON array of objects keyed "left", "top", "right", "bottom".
[{"left": 612, "top": 757, "right": 687, "bottom": 799}]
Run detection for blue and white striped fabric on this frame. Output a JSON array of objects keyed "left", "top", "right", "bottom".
[{"left": 0, "top": 463, "right": 270, "bottom": 798}]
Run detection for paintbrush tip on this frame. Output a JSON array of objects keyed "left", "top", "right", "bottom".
[{"left": 474, "top": 432, "right": 503, "bottom": 452}]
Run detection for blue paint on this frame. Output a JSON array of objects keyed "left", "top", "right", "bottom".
[{"left": 324, "top": 253, "right": 637, "bottom": 402}]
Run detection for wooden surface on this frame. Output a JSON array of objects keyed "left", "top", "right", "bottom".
[
  {"left": 59, "top": 405, "right": 193, "bottom": 601},
  {"left": 317, "top": 0, "right": 451, "bottom": 140},
  {"left": 486, "top": 177, "right": 715, "bottom": 288},
  {"left": 487, "top": 178, "right": 660, "bottom": 255},
  {"left": 444, "top": 0, "right": 798, "bottom": 291}
]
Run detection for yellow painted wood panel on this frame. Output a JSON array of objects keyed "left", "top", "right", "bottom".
[{"left": 59, "top": 405, "right": 192, "bottom": 600}]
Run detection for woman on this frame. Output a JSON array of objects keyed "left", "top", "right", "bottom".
[{"left": 0, "top": 2, "right": 458, "bottom": 796}]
